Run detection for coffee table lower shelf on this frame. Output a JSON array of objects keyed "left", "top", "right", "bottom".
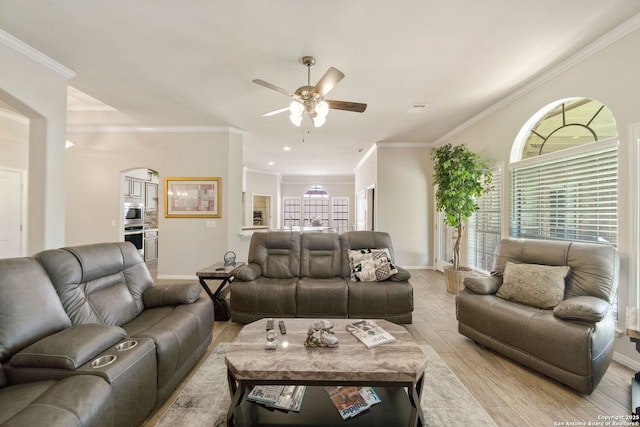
[{"left": 232, "top": 385, "right": 415, "bottom": 427}]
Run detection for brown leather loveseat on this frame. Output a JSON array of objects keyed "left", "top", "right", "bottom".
[{"left": 456, "top": 237, "right": 619, "bottom": 394}]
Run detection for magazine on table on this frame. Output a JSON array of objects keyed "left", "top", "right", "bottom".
[
  {"left": 325, "top": 386, "right": 381, "bottom": 419},
  {"left": 345, "top": 319, "right": 396, "bottom": 348},
  {"left": 248, "top": 385, "right": 306, "bottom": 412}
]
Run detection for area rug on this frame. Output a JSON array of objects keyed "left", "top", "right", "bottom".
[{"left": 155, "top": 343, "right": 497, "bottom": 426}]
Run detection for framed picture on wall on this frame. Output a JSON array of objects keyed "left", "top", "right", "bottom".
[{"left": 165, "top": 177, "right": 221, "bottom": 218}]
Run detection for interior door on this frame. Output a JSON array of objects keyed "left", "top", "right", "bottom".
[{"left": 0, "top": 168, "right": 23, "bottom": 258}]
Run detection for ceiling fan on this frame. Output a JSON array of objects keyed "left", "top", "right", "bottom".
[{"left": 253, "top": 56, "right": 367, "bottom": 127}]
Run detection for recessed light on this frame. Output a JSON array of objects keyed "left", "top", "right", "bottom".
[
  {"left": 283, "top": 146, "right": 292, "bottom": 151},
  {"left": 408, "top": 104, "right": 428, "bottom": 113},
  {"left": 268, "top": 161, "right": 275, "bottom": 166}
]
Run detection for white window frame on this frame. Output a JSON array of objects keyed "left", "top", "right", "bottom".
[
  {"left": 331, "top": 197, "right": 350, "bottom": 233},
  {"left": 282, "top": 197, "right": 301, "bottom": 229}
]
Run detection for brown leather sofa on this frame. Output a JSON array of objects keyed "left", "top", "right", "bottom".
[
  {"left": 230, "top": 231, "right": 414, "bottom": 324},
  {"left": 0, "top": 242, "right": 214, "bottom": 427},
  {"left": 456, "top": 238, "right": 619, "bottom": 394}
]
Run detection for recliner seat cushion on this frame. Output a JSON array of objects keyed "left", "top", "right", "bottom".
[
  {"left": 121, "top": 299, "right": 214, "bottom": 395},
  {"left": 297, "top": 277, "right": 348, "bottom": 317},
  {"left": 0, "top": 376, "right": 112, "bottom": 427},
  {"left": 231, "top": 278, "right": 298, "bottom": 319}
]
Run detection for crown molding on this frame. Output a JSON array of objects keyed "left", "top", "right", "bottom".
[
  {"left": 375, "top": 142, "right": 434, "bottom": 148},
  {"left": 244, "top": 167, "right": 282, "bottom": 179},
  {"left": 0, "top": 30, "right": 75, "bottom": 79},
  {"left": 67, "top": 125, "right": 247, "bottom": 135},
  {"left": 432, "top": 12, "right": 640, "bottom": 146}
]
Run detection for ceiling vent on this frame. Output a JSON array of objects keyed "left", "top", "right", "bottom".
[{"left": 408, "top": 104, "right": 428, "bottom": 113}]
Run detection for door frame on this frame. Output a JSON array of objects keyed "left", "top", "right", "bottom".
[{"left": 0, "top": 166, "right": 27, "bottom": 257}]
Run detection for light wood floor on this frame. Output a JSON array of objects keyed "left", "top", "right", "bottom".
[{"left": 143, "top": 267, "right": 635, "bottom": 427}]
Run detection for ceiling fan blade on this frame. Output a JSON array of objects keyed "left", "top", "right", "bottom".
[
  {"left": 311, "top": 67, "right": 345, "bottom": 98},
  {"left": 262, "top": 106, "right": 289, "bottom": 117},
  {"left": 326, "top": 100, "right": 367, "bottom": 113},
  {"left": 252, "top": 79, "right": 296, "bottom": 98}
]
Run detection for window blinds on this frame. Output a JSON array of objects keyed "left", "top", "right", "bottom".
[
  {"left": 510, "top": 141, "right": 618, "bottom": 246},
  {"left": 469, "top": 165, "right": 502, "bottom": 272}
]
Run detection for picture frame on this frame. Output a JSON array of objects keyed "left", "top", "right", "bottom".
[{"left": 165, "top": 177, "right": 221, "bottom": 218}]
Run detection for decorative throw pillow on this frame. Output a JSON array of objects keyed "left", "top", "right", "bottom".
[
  {"left": 496, "top": 262, "right": 570, "bottom": 309},
  {"left": 348, "top": 248, "right": 398, "bottom": 282}
]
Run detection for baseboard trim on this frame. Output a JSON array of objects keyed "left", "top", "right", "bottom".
[{"left": 613, "top": 351, "right": 640, "bottom": 372}]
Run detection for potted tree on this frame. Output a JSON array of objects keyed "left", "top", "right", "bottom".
[{"left": 432, "top": 143, "right": 492, "bottom": 293}]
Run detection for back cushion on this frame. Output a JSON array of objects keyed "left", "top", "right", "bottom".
[
  {"left": 300, "top": 232, "right": 342, "bottom": 278},
  {"left": 248, "top": 231, "right": 301, "bottom": 278},
  {"left": 36, "top": 242, "right": 154, "bottom": 326},
  {"left": 492, "top": 238, "right": 619, "bottom": 303},
  {"left": 492, "top": 238, "right": 570, "bottom": 277},
  {"left": 339, "top": 231, "right": 396, "bottom": 278},
  {"left": 0, "top": 257, "right": 71, "bottom": 361}
]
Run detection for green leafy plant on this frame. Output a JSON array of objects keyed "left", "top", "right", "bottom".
[{"left": 432, "top": 143, "right": 492, "bottom": 271}]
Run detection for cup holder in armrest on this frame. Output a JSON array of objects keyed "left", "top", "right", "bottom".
[
  {"left": 115, "top": 340, "right": 138, "bottom": 352},
  {"left": 91, "top": 354, "right": 117, "bottom": 369}
]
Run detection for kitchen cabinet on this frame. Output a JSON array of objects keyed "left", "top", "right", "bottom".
[
  {"left": 125, "top": 176, "right": 144, "bottom": 199},
  {"left": 144, "top": 230, "right": 158, "bottom": 262},
  {"left": 145, "top": 183, "right": 158, "bottom": 211}
]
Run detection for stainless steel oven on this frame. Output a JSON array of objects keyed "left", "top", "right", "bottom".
[
  {"left": 124, "top": 202, "right": 144, "bottom": 255},
  {"left": 124, "top": 226, "right": 144, "bottom": 255}
]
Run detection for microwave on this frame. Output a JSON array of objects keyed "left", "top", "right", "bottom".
[{"left": 124, "top": 202, "right": 144, "bottom": 226}]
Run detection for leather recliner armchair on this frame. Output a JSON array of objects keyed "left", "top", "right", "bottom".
[{"left": 456, "top": 237, "right": 619, "bottom": 394}]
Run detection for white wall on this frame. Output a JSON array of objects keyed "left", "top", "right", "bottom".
[
  {"left": 436, "top": 26, "right": 640, "bottom": 362},
  {"left": 375, "top": 144, "right": 432, "bottom": 267},
  {"left": 354, "top": 144, "right": 433, "bottom": 268},
  {"left": 65, "top": 128, "right": 244, "bottom": 278},
  {"left": 1, "top": 31, "right": 74, "bottom": 253}
]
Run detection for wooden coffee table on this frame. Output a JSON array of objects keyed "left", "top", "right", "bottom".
[{"left": 225, "top": 318, "right": 427, "bottom": 426}]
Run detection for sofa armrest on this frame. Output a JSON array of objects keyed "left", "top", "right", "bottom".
[
  {"left": 143, "top": 282, "right": 201, "bottom": 308},
  {"left": 9, "top": 324, "right": 126, "bottom": 370},
  {"left": 389, "top": 266, "right": 412, "bottom": 282},
  {"left": 463, "top": 275, "right": 501, "bottom": 295},
  {"left": 553, "top": 296, "right": 611, "bottom": 322},
  {"left": 233, "top": 263, "right": 262, "bottom": 281}
]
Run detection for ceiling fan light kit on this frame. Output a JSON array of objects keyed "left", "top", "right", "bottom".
[{"left": 254, "top": 56, "right": 367, "bottom": 128}]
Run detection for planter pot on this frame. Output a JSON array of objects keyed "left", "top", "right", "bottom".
[{"left": 444, "top": 266, "right": 472, "bottom": 294}]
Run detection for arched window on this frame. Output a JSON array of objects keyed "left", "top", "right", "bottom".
[{"left": 510, "top": 98, "right": 618, "bottom": 245}]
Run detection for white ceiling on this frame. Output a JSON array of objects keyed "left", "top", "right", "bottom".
[{"left": 2, "top": 1, "right": 640, "bottom": 176}]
